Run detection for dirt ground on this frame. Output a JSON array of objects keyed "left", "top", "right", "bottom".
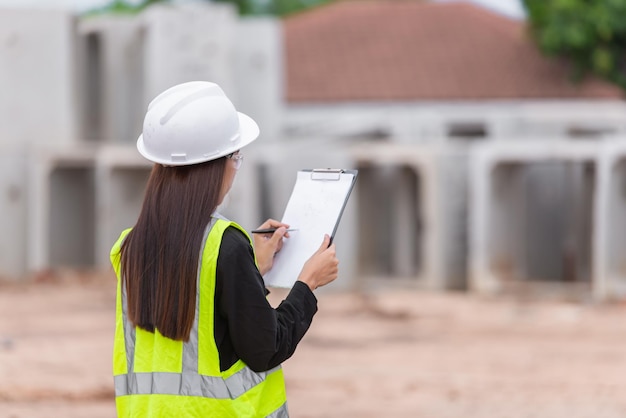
[{"left": 1, "top": 272, "right": 626, "bottom": 418}]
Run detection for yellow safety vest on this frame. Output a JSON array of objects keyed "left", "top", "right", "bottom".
[{"left": 110, "top": 217, "right": 288, "bottom": 417}]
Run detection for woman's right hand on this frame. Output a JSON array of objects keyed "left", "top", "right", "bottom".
[{"left": 297, "top": 234, "right": 339, "bottom": 291}]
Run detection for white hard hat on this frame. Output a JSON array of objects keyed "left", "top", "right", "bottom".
[{"left": 137, "top": 81, "right": 259, "bottom": 166}]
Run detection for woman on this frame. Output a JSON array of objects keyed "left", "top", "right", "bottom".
[{"left": 110, "top": 81, "right": 339, "bottom": 417}]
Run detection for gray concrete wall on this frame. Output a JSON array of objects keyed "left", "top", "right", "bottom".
[{"left": 0, "top": 9, "right": 78, "bottom": 145}]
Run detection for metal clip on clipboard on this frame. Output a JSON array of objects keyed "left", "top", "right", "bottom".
[
  {"left": 308, "top": 169, "right": 357, "bottom": 245},
  {"left": 311, "top": 168, "right": 344, "bottom": 180}
]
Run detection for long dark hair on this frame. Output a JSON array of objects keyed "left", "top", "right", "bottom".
[{"left": 120, "top": 157, "right": 227, "bottom": 341}]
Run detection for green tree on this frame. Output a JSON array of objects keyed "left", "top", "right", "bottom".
[
  {"left": 85, "top": 0, "right": 162, "bottom": 15},
  {"left": 88, "top": 0, "right": 330, "bottom": 17},
  {"left": 523, "top": 0, "right": 626, "bottom": 91}
]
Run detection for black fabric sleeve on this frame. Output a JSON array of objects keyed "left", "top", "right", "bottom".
[{"left": 214, "top": 226, "right": 318, "bottom": 373}]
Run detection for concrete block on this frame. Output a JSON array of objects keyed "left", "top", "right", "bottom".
[
  {"left": 469, "top": 140, "right": 599, "bottom": 295},
  {"left": 514, "top": 102, "right": 626, "bottom": 138},
  {"left": 0, "top": 9, "right": 77, "bottom": 145},
  {"left": 349, "top": 142, "right": 468, "bottom": 290},
  {"left": 28, "top": 146, "right": 98, "bottom": 272},
  {"left": 77, "top": 16, "right": 145, "bottom": 143},
  {"left": 143, "top": 2, "right": 238, "bottom": 105},
  {"left": 233, "top": 17, "right": 283, "bottom": 142}
]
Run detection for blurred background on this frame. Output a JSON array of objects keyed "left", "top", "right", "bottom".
[{"left": 1, "top": 0, "right": 626, "bottom": 417}]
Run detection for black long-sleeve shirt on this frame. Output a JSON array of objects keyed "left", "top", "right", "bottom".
[{"left": 214, "top": 226, "right": 318, "bottom": 372}]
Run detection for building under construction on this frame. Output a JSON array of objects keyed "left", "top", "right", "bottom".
[{"left": 1, "top": 1, "right": 626, "bottom": 301}]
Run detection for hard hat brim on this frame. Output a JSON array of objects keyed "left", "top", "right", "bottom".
[{"left": 137, "top": 111, "right": 260, "bottom": 166}]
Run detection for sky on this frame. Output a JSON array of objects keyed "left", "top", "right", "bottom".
[
  {"left": 434, "top": 0, "right": 526, "bottom": 19},
  {"left": 0, "top": 0, "right": 527, "bottom": 18}
]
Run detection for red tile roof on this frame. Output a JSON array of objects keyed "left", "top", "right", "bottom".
[{"left": 284, "top": 1, "right": 624, "bottom": 102}]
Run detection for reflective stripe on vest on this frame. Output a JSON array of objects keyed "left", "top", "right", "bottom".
[{"left": 111, "top": 216, "right": 288, "bottom": 417}]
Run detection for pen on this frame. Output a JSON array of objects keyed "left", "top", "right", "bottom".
[{"left": 250, "top": 228, "right": 298, "bottom": 234}]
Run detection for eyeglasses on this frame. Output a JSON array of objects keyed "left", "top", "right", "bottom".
[{"left": 227, "top": 151, "right": 244, "bottom": 170}]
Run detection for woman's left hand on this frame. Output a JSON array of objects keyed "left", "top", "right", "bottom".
[{"left": 252, "top": 219, "right": 291, "bottom": 275}]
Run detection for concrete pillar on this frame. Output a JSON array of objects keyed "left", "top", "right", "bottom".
[
  {"left": 0, "top": 145, "right": 28, "bottom": 279},
  {"left": 594, "top": 139, "right": 626, "bottom": 300}
]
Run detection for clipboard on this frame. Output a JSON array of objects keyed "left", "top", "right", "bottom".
[{"left": 262, "top": 168, "right": 358, "bottom": 288}]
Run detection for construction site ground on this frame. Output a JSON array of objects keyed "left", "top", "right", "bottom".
[{"left": 1, "top": 271, "right": 626, "bottom": 418}]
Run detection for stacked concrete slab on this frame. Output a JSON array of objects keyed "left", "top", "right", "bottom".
[{"left": 0, "top": 3, "right": 284, "bottom": 280}]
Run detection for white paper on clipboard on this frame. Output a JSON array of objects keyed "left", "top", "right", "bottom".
[{"left": 263, "top": 169, "right": 358, "bottom": 288}]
